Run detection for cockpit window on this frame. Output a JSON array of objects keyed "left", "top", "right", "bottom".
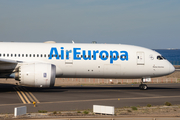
[
  {"left": 162, "top": 56, "right": 166, "bottom": 60},
  {"left": 157, "top": 56, "right": 165, "bottom": 60}
]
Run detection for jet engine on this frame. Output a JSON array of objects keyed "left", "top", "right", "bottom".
[{"left": 15, "top": 63, "right": 56, "bottom": 87}]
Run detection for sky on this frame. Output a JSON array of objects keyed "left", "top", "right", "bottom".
[{"left": 0, "top": 0, "right": 180, "bottom": 49}]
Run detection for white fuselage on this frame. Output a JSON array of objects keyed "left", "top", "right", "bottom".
[{"left": 0, "top": 42, "right": 175, "bottom": 79}]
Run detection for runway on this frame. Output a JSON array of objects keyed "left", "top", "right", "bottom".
[{"left": 0, "top": 83, "right": 180, "bottom": 114}]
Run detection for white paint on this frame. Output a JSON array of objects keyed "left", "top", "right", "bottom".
[
  {"left": 143, "top": 78, "right": 151, "bottom": 83},
  {"left": 93, "top": 105, "right": 114, "bottom": 115},
  {"left": 14, "top": 106, "right": 27, "bottom": 117}
]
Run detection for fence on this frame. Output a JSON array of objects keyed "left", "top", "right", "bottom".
[{"left": 55, "top": 78, "right": 179, "bottom": 85}]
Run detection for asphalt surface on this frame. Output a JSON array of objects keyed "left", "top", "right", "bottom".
[{"left": 0, "top": 83, "right": 180, "bottom": 114}]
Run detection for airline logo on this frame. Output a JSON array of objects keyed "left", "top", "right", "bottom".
[{"left": 49, "top": 47, "right": 128, "bottom": 64}]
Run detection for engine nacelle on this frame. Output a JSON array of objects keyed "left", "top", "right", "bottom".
[{"left": 15, "top": 63, "right": 56, "bottom": 87}]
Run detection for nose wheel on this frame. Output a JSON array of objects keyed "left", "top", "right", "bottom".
[{"left": 139, "top": 84, "right": 148, "bottom": 90}]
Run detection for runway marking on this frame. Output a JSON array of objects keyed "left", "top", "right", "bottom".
[
  {"left": 13, "top": 87, "right": 26, "bottom": 104},
  {"left": 13, "top": 86, "right": 40, "bottom": 104},
  {"left": 0, "top": 95, "right": 180, "bottom": 107},
  {"left": 37, "top": 95, "right": 180, "bottom": 105},
  {"left": 20, "top": 87, "right": 34, "bottom": 102},
  {"left": 23, "top": 87, "right": 40, "bottom": 103},
  {"left": 16, "top": 87, "right": 31, "bottom": 104}
]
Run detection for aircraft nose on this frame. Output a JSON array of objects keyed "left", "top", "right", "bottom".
[{"left": 169, "top": 63, "right": 175, "bottom": 74}]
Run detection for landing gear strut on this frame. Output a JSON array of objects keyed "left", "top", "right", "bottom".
[{"left": 139, "top": 79, "right": 148, "bottom": 90}]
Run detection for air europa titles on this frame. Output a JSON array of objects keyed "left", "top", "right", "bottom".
[{"left": 49, "top": 47, "right": 128, "bottom": 64}]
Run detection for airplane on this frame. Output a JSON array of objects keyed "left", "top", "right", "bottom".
[{"left": 0, "top": 41, "right": 175, "bottom": 90}]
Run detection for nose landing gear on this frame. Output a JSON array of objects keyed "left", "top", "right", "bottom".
[
  {"left": 139, "top": 83, "right": 148, "bottom": 90},
  {"left": 139, "top": 78, "right": 149, "bottom": 90}
]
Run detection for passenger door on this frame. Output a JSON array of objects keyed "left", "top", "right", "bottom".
[
  {"left": 65, "top": 49, "right": 73, "bottom": 64},
  {"left": 137, "top": 52, "right": 145, "bottom": 65}
]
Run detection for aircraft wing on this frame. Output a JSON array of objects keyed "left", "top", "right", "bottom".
[
  {"left": 0, "top": 58, "right": 23, "bottom": 64},
  {"left": 0, "top": 58, "right": 21, "bottom": 77}
]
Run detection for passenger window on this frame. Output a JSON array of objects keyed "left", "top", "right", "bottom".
[
  {"left": 44, "top": 54, "right": 46, "bottom": 57},
  {"left": 7, "top": 54, "right": 9, "bottom": 57},
  {"left": 11, "top": 54, "right": 13, "bottom": 57},
  {"left": 121, "top": 56, "right": 126, "bottom": 59},
  {"left": 3, "top": 54, "right": 5, "bottom": 57},
  {"left": 29, "top": 54, "right": 31, "bottom": 57},
  {"left": 92, "top": 55, "right": 94, "bottom": 58},
  {"left": 15, "top": 54, "right": 16, "bottom": 57},
  {"left": 103, "top": 55, "right": 105, "bottom": 58},
  {"left": 26, "top": 54, "right": 28, "bottom": 57},
  {"left": 22, "top": 54, "right": 24, "bottom": 57},
  {"left": 18, "top": 54, "right": 20, "bottom": 57},
  {"left": 37, "top": 54, "right": 39, "bottom": 57},
  {"left": 59, "top": 55, "right": 61, "bottom": 58},
  {"left": 33, "top": 54, "right": 35, "bottom": 57},
  {"left": 48, "top": 54, "right": 50, "bottom": 57},
  {"left": 99, "top": 55, "right": 101, "bottom": 58},
  {"left": 88, "top": 55, "right": 90, "bottom": 58},
  {"left": 41, "top": 54, "right": 42, "bottom": 57},
  {"left": 106, "top": 56, "right": 108, "bottom": 58},
  {"left": 0, "top": 54, "right": 1, "bottom": 57}
]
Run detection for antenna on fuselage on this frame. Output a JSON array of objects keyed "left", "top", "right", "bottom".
[{"left": 72, "top": 40, "right": 75, "bottom": 44}]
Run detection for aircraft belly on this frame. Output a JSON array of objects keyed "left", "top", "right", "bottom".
[{"left": 103, "top": 64, "right": 121, "bottom": 78}]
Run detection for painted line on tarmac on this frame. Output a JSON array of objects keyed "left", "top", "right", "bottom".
[
  {"left": 23, "top": 87, "right": 40, "bottom": 103},
  {"left": 13, "top": 86, "right": 40, "bottom": 104},
  {"left": 15, "top": 87, "right": 31, "bottom": 104},
  {"left": 37, "top": 95, "right": 180, "bottom": 105},
  {"left": 0, "top": 95, "right": 180, "bottom": 107},
  {"left": 13, "top": 87, "right": 26, "bottom": 104}
]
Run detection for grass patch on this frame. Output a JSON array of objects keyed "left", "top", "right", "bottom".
[
  {"left": 118, "top": 82, "right": 121, "bottom": 84},
  {"left": 83, "top": 110, "right": 89, "bottom": 114},
  {"left": 165, "top": 102, "right": 172, "bottom": 106},
  {"left": 131, "top": 106, "right": 138, "bottom": 110},
  {"left": 38, "top": 110, "right": 47, "bottom": 113},
  {"left": 77, "top": 111, "right": 81, "bottom": 113},
  {"left": 132, "top": 82, "right": 138, "bottom": 84},
  {"left": 147, "top": 104, "right": 152, "bottom": 107},
  {"left": 53, "top": 111, "right": 57, "bottom": 114}
]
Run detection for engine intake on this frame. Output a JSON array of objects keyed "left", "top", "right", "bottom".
[{"left": 15, "top": 63, "right": 56, "bottom": 87}]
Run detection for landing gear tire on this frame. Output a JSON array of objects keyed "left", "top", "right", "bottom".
[{"left": 139, "top": 84, "right": 148, "bottom": 90}]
